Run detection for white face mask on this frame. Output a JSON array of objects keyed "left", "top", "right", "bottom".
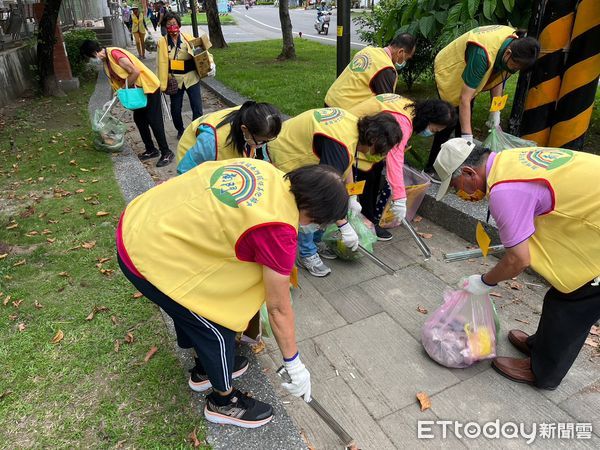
[
  {"left": 395, "top": 61, "right": 406, "bottom": 70},
  {"left": 419, "top": 127, "right": 434, "bottom": 137},
  {"left": 299, "top": 223, "right": 320, "bottom": 234}
]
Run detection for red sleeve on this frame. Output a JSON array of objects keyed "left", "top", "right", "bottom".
[
  {"left": 110, "top": 49, "right": 130, "bottom": 62},
  {"left": 236, "top": 224, "right": 298, "bottom": 276}
]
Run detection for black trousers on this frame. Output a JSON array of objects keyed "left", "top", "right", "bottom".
[
  {"left": 356, "top": 161, "right": 386, "bottom": 225},
  {"left": 527, "top": 280, "right": 600, "bottom": 389},
  {"left": 132, "top": 90, "right": 171, "bottom": 155},
  {"left": 426, "top": 100, "right": 475, "bottom": 171},
  {"left": 117, "top": 253, "right": 236, "bottom": 393}
]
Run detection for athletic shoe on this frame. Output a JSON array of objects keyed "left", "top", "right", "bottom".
[
  {"left": 297, "top": 253, "right": 331, "bottom": 277},
  {"left": 189, "top": 356, "right": 249, "bottom": 392},
  {"left": 317, "top": 241, "right": 337, "bottom": 260},
  {"left": 139, "top": 149, "right": 160, "bottom": 160},
  {"left": 375, "top": 225, "right": 393, "bottom": 241},
  {"left": 156, "top": 150, "right": 174, "bottom": 167},
  {"left": 204, "top": 389, "right": 274, "bottom": 428}
]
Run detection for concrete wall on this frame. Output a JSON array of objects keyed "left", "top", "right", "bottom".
[{"left": 0, "top": 44, "right": 37, "bottom": 108}]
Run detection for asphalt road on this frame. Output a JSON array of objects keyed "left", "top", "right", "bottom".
[{"left": 225, "top": 5, "right": 368, "bottom": 49}]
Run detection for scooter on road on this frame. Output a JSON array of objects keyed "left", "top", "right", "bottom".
[{"left": 314, "top": 10, "right": 331, "bottom": 35}]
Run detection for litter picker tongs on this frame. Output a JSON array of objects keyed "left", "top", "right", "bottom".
[{"left": 277, "top": 366, "right": 358, "bottom": 449}]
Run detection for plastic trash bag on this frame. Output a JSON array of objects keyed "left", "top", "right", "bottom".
[
  {"left": 144, "top": 34, "right": 157, "bottom": 52},
  {"left": 92, "top": 108, "right": 126, "bottom": 153},
  {"left": 422, "top": 289, "right": 497, "bottom": 368},
  {"left": 322, "top": 211, "right": 377, "bottom": 260},
  {"left": 483, "top": 128, "right": 537, "bottom": 153}
]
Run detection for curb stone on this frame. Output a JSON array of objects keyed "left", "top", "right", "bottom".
[{"left": 90, "top": 70, "right": 307, "bottom": 450}]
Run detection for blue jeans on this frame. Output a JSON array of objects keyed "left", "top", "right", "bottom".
[
  {"left": 298, "top": 229, "right": 324, "bottom": 258},
  {"left": 170, "top": 82, "right": 203, "bottom": 134}
]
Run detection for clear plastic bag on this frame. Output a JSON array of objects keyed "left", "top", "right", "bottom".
[
  {"left": 322, "top": 211, "right": 377, "bottom": 260},
  {"left": 482, "top": 128, "right": 537, "bottom": 153},
  {"left": 379, "top": 165, "right": 431, "bottom": 228},
  {"left": 422, "top": 289, "right": 497, "bottom": 368},
  {"left": 92, "top": 108, "right": 126, "bottom": 153}
]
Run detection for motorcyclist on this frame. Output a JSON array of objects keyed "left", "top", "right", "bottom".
[{"left": 317, "top": 1, "right": 330, "bottom": 23}]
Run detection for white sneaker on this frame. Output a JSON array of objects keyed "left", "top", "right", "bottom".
[
  {"left": 317, "top": 241, "right": 338, "bottom": 260},
  {"left": 298, "top": 253, "right": 331, "bottom": 277}
]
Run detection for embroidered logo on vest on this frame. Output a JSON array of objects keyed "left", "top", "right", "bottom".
[
  {"left": 314, "top": 108, "right": 344, "bottom": 125},
  {"left": 349, "top": 54, "right": 371, "bottom": 72},
  {"left": 375, "top": 93, "right": 401, "bottom": 103},
  {"left": 210, "top": 162, "right": 265, "bottom": 208},
  {"left": 518, "top": 148, "right": 575, "bottom": 171}
]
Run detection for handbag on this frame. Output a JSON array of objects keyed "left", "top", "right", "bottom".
[
  {"left": 117, "top": 78, "right": 148, "bottom": 110},
  {"left": 105, "top": 50, "right": 148, "bottom": 110},
  {"left": 165, "top": 36, "right": 181, "bottom": 96}
]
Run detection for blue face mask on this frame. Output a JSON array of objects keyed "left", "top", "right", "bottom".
[
  {"left": 299, "top": 223, "right": 320, "bottom": 234},
  {"left": 395, "top": 61, "right": 406, "bottom": 70},
  {"left": 418, "top": 127, "right": 434, "bottom": 138}
]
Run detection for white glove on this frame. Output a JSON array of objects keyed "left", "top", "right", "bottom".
[
  {"left": 486, "top": 111, "right": 501, "bottom": 129},
  {"left": 339, "top": 222, "right": 359, "bottom": 251},
  {"left": 458, "top": 274, "right": 496, "bottom": 295},
  {"left": 461, "top": 134, "right": 474, "bottom": 144},
  {"left": 348, "top": 195, "right": 362, "bottom": 215},
  {"left": 282, "top": 354, "right": 311, "bottom": 402},
  {"left": 391, "top": 198, "right": 407, "bottom": 221},
  {"left": 207, "top": 63, "right": 216, "bottom": 77}
]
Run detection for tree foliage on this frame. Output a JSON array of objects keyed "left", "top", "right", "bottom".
[{"left": 354, "top": 0, "right": 533, "bottom": 89}]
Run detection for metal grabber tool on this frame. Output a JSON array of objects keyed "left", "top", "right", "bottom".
[
  {"left": 401, "top": 218, "right": 432, "bottom": 261},
  {"left": 277, "top": 366, "right": 358, "bottom": 449}
]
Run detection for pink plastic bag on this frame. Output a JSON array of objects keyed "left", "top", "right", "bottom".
[{"left": 421, "top": 289, "right": 497, "bottom": 368}]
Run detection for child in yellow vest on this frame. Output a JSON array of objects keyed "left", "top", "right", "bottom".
[
  {"left": 434, "top": 139, "right": 600, "bottom": 390},
  {"left": 80, "top": 39, "right": 175, "bottom": 167}
]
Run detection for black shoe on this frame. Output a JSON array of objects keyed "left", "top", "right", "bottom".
[
  {"left": 204, "top": 389, "right": 273, "bottom": 428},
  {"left": 189, "top": 356, "right": 249, "bottom": 392},
  {"left": 139, "top": 149, "right": 160, "bottom": 160},
  {"left": 375, "top": 225, "right": 393, "bottom": 241},
  {"left": 156, "top": 150, "right": 174, "bottom": 167},
  {"left": 176, "top": 130, "right": 184, "bottom": 140}
]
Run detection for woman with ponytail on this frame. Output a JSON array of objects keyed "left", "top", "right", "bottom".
[{"left": 176, "top": 101, "right": 283, "bottom": 174}]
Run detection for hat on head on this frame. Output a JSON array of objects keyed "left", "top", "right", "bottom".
[{"left": 433, "top": 138, "right": 476, "bottom": 201}]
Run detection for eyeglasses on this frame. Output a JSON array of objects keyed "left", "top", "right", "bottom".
[{"left": 246, "top": 129, "right": 276, "bottom": 146}]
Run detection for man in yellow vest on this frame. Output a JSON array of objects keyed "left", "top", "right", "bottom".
[
  {"left": 434, "top": 139, "right": 600, "bottom": 389},
  {"left": 117, "top": 160, "right": 350, "bottom": 427},
  {"left": 426, "top": 26, "right": 539, "bottom": 179},
  {"left": 324, "top": 34, "right": 416, "bottom": 111},
  {"left": 80, "top": 39, "right": 174, "bottom": 167},
  {"left": 268, "top": 108, "right": 402, "bottom": 276}
]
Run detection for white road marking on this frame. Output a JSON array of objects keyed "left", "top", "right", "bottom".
[{"left": 233, "top": 10, "right": 366, "bottom": 47}]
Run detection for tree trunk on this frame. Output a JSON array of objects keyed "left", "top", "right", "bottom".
[
  {"left": 278, "top": 0, "right": 296, "bottom": 60},
  {"left": 205, "top": 0, "right": 227, "bottom": 48},
  {"left": 37, "top": 0, "right": 65, "bottom": 96}
]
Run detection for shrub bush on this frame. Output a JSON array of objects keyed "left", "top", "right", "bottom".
[{"left": 64, "top": 29, "right": 98, "bottom": 77}]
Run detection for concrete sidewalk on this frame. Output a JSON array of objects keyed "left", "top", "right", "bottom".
[{"left": 103, "top": 40, "right": 600, "bottom": 448}]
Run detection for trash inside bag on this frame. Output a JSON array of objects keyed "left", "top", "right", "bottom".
[
  {"left": 322, "top": 211, "right": 377, "bottom": 260},
  {"left": 422, "top": 289, "right": 497, "bottom": 368},
  {"left": 92, "top": 109, "right": 126, "bottom": 153},
  {"left": 380, "top": 165, "right": 431, "bottom": 228},
  {"left": 482, "top": 128, "right": 537, "bottom": 153},
  {"left": 144, "top": 34, "right": 157, "bottom": 52}
]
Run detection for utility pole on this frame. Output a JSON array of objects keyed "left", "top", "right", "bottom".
[
  {"left": 190, "top": 0, "right": 199, "bottom": 38},
  {"left": 336, "top": 0, "right": 351, "bottom": 76}
]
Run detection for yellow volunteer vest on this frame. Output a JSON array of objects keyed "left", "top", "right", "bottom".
[
  {"left": 131, "top": 13, "right": 147, "bottom": 33},
  {"left": 349, "top": 94, "right": 413, "bottom": 171},
  {"left": 157, "top": 33, "right": 202, "bottom": 91},
  {"left": 176, "top": 106, "right": 242, "bottom": 163},
  {"left": 325, "top": 47, "right": 397, "bottom": 110},
  {"left": 268, "top": 108, "right": 358, "bottom": 177},
  {"left": 487, "top": 148, "right": 600, "bottom": 293},
  {"left": 104, "top": 47, "right": 159, "bottom": 94},
  {"left": 121, "top": 159, "right": 299, "bottom": 331},
  {"left": 434, "top": 25, "right": 516, "bottom": 106}
]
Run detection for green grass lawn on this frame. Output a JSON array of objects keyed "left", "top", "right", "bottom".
[
  {"left": 212, "top": 38, "right": 600, "bottom": 168},
  {"left": 181, "top": 12, "right": 236, "bottom": 26},
  {"left": 0, "top": 82, "right": 207, "bottom": 447}
]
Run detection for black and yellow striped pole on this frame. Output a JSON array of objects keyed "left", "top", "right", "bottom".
[
  {"left": 548, "top": 0, "right": 600, "bottom": 149},
  {"left": 516, "top": 0, "right": 578, "bottom": 146}
]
